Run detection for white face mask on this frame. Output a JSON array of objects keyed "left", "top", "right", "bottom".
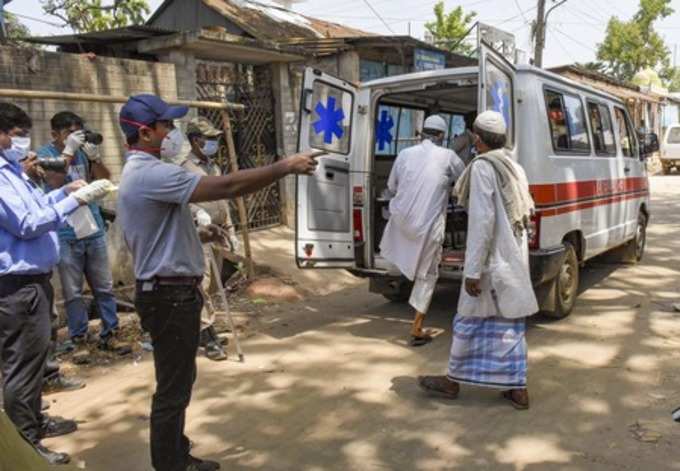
[
  {"left": 201, "top": 140, "right": 219, "bottom": 157},
  {"left": 3, "top": 136, "right": 31, "bottom": 163},
  {"left": 160, "top": 128, "right": 184, "bottom": 161}
]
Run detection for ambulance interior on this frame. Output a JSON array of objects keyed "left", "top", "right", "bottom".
[{"left": 371, "top": 81, "right": 479, "bottom": 269}]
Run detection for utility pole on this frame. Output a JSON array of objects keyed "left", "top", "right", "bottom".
[{"left": 533, "top": 0, "right": 567, "bottom": 68}]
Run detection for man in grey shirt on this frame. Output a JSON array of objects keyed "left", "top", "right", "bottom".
[{"left": 117, "top": 95, "right": 318, "bottom": 471}]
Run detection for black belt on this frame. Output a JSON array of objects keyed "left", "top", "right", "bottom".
[
  {"left": 136, "top": 276, "right": 202, "bottom": 290},
  {"left": 0, "top": 273, "right": 52, "bottom": 285}
]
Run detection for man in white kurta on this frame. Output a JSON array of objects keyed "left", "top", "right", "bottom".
[
  {"left": 380, "top": 115, "right": 465, "bottom": 346},
  {"left": 418, "top": 111, "right": 538, "bottom": 410}
]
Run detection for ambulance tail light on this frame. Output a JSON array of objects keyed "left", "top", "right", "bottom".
[
  {"left": 352, "top": 186, "right": 365, "bottom": 243},
  {"left": 353, "top": 209, "right": 364, "bottom": 243},
  {"left": 528, "top": 212, "right": 541, "bottom": 250}
]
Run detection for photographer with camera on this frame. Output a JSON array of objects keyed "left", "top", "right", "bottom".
[
  {"left": 37, "top": 112, "right": 130, "bottom": 360},
  {"left": 0, "top": 102, "right": 115, "bottom": 465}
]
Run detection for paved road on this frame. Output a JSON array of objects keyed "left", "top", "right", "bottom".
[{"left": 47, "top": 176, "right": 680, "bottom": 471}]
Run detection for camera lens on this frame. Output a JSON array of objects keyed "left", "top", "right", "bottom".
[
  {"left": 38, "top": 157, "right": 68, "bottom": 172},
  {"left": 84, "top": 130, "right": 103, "bottom": 145}
]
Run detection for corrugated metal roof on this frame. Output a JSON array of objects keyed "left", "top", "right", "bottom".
[
  {"left": 27, "top": 25, "right": 176, "bottom": 46},
  {"left": 200, "top": 0, "right": 372, "bottom": 41}
]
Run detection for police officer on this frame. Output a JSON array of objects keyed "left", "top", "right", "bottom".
[{"left": 116, "top": 95, "right": 319, "bottom": 471}]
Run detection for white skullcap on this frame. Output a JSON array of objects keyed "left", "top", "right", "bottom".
[
  {"left": 474, "top": 110, "right": 506, "bottom": 135},
  {"left": 423, "top": 115, "right": 448, "bottom": 133}
]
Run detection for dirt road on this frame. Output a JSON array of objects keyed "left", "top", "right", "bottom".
[{"left": 46, "top": 176, "right": 680, "bottom": 471}]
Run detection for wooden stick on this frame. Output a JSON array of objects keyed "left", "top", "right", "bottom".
[
  {"left": 0, "top": 88, "right": 244, "bottom": 111},
  {"left": 220, "top": 110, "right": 254, "bottom": 279}
]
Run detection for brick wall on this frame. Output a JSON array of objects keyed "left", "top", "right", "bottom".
[{"left": 0, "top": 45, "right": 179, "bottom": 182}]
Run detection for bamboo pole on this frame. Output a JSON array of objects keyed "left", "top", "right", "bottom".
[
  {"left": 0, "top": 88, "right": 244, "bottom": 111},
  {"left": 220, "top": 109, "right": 254, "bottom": 279}
]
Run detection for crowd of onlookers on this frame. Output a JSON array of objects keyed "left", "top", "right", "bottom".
[{"left": 0, "top": 102, "right": 241, "bottom": 465}]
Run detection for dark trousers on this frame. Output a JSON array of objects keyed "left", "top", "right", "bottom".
[
  {"left": 135, "top": 284, "right": 203, "bottom": 471},
  {"left": 0, "top": 274, "right": 52, "bottom": 444}
]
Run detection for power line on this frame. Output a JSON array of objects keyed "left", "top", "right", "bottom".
[
  {"left": 361, "top": 0, "right": 395, "bottom": 33},
  {"left": 513, "top": 0, "right": 530, "bottom": 25},
  {"left": 551, "top": 24, "right": 598, "bottom": 53},
  {"left": 9, "top": 11, "right": 62, "bottom": 28}
]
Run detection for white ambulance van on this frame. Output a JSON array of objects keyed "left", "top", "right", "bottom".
[{"left": 295, "top": 44, "right": 658, "bottom": 318}]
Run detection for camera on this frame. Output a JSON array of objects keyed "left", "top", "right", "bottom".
[
  {"left": 38, "top": 157, "right": 68, "bottom": 172},
  {"left": 83, "top": 129, "right": 103, "bottom": 145}
]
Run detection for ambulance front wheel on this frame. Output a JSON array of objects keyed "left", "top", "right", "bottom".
[{"left": 540, "top": 241, "right": 580, "bottom": 319}]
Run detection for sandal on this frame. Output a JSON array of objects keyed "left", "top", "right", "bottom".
[
  {"left": 502, "top": 389, "right": 530, "bottom": 410},
  {"left": 418, "top": 375, "right": 459, "bottom": 399},
  {"left": 410, "top": 333, "right": 433, "bottom": 347}
]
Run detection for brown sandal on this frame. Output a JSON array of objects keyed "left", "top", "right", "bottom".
[
  {"left": 410, "top": 333, "right": 433, "bottom": 347},
  {"left": 502, "top": 389, "right": 530, "bottom": 410},
  {"left": 418, "top": 376, "right": 460, "bottom": 399}
]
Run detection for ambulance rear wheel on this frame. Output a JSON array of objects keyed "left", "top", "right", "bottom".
[
  {"left": 382, "top": 278, "right": 413, "bottom": 303},
  {"left": 545, "top": 241, "right": 580, "bottom": 319}
]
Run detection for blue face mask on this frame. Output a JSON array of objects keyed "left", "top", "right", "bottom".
[
  {"left": 201, "top": 140, "right": 219, "bottom": 157},
  {"left": 2, "top": 136, "right": 31, "bottom": 164}
]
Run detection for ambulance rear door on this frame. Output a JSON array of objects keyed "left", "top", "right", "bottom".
[{"left": 296, "top": 68, "right": 358, "bottom": 268}]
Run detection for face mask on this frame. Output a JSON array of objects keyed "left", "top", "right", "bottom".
[
  {"left": 2, "top": 136, "right": 31, "bottom": 164},
  {"left": 160, "top": 128, "right": 184, "bottom": 160},
  {"left": 201, "top": 140, "right": 219, "bottom": 157}
]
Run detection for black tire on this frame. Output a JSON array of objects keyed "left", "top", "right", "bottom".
[
  {"left": 543, "top": 241, "right": 580, "bottom": 319},
  {"left": 619, "top": 213, "right": 648, "bottom": 264},
  {"left": 382, "top": 278, "right": 413, "bottom": 303}
]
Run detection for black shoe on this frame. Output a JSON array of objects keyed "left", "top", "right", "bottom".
[
  {"left": 204, "top": 341, "right": 227, "bottom": 362},
  {"left": 45, "top": 374, "right": 86, "bottom": 393},
  {"left": 186, "top": 455, "right": 220, "bottom": 471},
  {"left": 35, "top": 443, "right": 71, "bottom": 465},
  {"left": 40, "top": 417, "right": 78, "bottom": 439}
]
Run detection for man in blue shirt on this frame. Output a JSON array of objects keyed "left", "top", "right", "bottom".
[
  {"left": 37, "top": 111, "right": 129, "bottom": 358},
  {"left": 0, "top": 102, "right": 110, "bottom": 465}
]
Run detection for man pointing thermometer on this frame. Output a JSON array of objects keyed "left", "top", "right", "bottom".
[{"left": 116, "top": 94, "right": 320, "bottom": 471}]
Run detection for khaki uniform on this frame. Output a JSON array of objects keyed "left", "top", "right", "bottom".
[{"left": 181, "top": 152, "right": 240, "bottom": 330}]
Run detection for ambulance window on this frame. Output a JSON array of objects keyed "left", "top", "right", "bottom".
[
  {"left": 375, "top": 105, "right": 399, "bottom": 155},
  {"left": 614, "top": 107, "right": 638, "bottom": 158},
  {"left": 587, "top": 102, "right": 616, "bottom": 156},
  {"left": 395, "top": 108, "right": 425, "bottom": 153},
  {"left": 309, "top": 81, "right": 353, "bottom": 155},
  {"left": 544, "top": 89, "right": 590, "bottom": 154},
  {"left": 668, "top": 127, "right": 680, "bottom": 144},
  {"left": 485, "top": 60, "right": 513, "bottom": 147}
]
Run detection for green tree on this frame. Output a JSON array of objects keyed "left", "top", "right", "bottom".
[
  {"left": 596, "top": 0, "right": 673, "bottom": 82},
  {"left": 425, "top": 1, "right": 477, "bottom": 56},
  {"left": 41, "top": 0, "right": 150, "bottom": 33},
  {"left": 4, "top": 12, "right": 30, "bottom": 41}
]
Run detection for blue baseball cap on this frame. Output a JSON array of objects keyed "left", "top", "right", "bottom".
[{"left": 119, "top": 94, "right": 189, "bottom": 138}]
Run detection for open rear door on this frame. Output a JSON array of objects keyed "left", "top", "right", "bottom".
[
  {"left": 478, "top": 41, "right": 517, "bottom": 148},
  {"left": 296, "top": 68, "right": 358, "bottom": 268}
]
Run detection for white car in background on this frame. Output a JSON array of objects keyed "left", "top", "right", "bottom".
[{"left": 661, "top": 124, "right": 680, "bottom": 175}]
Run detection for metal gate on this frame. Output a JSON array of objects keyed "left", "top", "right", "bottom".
[{"left": 196, "top": 60, "right": 281, "bottom": 231}]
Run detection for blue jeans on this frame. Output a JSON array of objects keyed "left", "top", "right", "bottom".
[{"left": 58, "top": 235, "right": 118, "bottom": 340}]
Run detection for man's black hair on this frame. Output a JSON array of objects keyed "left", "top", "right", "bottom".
[
  {"left": 0, "top": 102, "right": 32, "bottom": 133},
  {"left": 51, "top": 111, "right": 84, "bottom": 132},
  {"left": 473, "top": 125, "right": 506, "bottom": 150}
]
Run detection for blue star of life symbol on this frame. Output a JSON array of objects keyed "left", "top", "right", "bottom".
[
  {"left": 313, "top": 96, "right": 345, "bottom": 144},
  {"left": 491, "top": 80, "right": 511, "bottom": 130},
  {"left": 376, "top": 110, "right": 394, "bottom": 151}
]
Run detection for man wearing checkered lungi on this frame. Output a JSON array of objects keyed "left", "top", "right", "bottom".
[{"left": 418, "top": 111, "right": 539, "bottom": 410}]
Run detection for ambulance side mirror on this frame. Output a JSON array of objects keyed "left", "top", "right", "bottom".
[{"left": 639, "top": 132, "right": 659, "bottom": 160}]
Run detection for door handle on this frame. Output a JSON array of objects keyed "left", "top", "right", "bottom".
[{"left": 624, "top": 167, "right": 631, "bottom": 173}]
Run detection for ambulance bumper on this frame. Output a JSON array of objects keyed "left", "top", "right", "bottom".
[{"left": 530, "top": 247, "right": 566, "bottom": 287}]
